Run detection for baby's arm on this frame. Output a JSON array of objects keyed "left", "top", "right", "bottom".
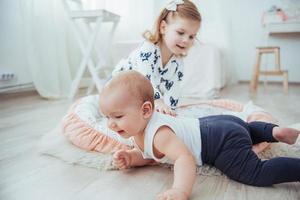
[
  {"left": 113, "top": 148, "right": 154, "bottom": 170},
  {"left": 154, "top": 126, "right": 196, "bottom": 200}
]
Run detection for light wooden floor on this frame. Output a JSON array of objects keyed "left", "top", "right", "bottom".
[{"left": 0, "top": 83, "right": 300, "bottom": 200}]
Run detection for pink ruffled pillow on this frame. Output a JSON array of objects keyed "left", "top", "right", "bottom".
[
  {"left": 62, "top": 95, "right": 133, "bottom": 154},
  {"left": 62, "top": 95, "right": 277, "bottom": 154}
]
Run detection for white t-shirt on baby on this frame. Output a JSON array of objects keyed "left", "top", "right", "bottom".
[{"left": 141, "top": 111, "right": 203, "bottom": 166}]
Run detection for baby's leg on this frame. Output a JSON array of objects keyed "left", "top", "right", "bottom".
[
  {"left": 213, "top": 124, "right": 300, "bottom": 186},
  {"left": 215, "top": 147, "right": 300, "bottom": 186},
  {"left": 273, "top": 127, "right": 300, "bottom": 145},
  {"left": 249, "top": 121, "right": 300, "bottom": 145},
  {"left": 252, "top": 142, "right": 270, "bottom": 154},
  {"left": 200, "top": 115, "right": 300, "bottom": 185}
]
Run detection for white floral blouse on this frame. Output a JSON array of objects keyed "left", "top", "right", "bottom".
[{"left": 112, "top": 41, "right": 184, "bottom": 109}]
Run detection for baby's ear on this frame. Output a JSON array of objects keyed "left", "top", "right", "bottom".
[{"left": 142, "top": 101, "right": 153, "bottom": 118}]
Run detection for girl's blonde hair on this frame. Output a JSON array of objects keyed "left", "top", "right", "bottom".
[{"left": 143, "top": 0, "right": 201, "bottom": 44}]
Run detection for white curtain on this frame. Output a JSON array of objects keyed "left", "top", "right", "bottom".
[
  {"left": 83, "top": 0, "right": 155, "bottom": 42},
  {"left": 20, "top": 0, "right": 77, "bottom": 99},
  {"left": 19, "top": 0, "right": 155, "bottom": 99}
]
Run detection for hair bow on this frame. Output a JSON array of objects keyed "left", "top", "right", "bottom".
[{"left": 165, "top": 0, "right": 184, "bottom": 11}]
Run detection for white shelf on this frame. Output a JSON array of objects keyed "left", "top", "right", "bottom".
[{"left": 265, "top": 21, "right": 300, "bottom": 34}]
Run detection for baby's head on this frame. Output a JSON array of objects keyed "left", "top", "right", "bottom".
[
  {"left": 144, "top": 0, "right": 201, "bottom": 56},
  {"left": 99, "top": 71, "right": 154, "bottom": 138}
]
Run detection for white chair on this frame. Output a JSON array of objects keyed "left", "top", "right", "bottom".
[{"left": 62, "top": 0, "right": 120, "bottom": 98}]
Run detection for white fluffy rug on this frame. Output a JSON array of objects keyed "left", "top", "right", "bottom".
[{"left": 39, "top": 123, "right": 300, "bottom": 176}]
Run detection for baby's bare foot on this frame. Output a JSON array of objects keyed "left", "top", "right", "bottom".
[{"left": 273, "top": 127, "right": 300, "bottom": 145}]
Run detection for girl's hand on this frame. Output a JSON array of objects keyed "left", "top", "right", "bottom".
[
  {"left": 155, "top": 99, "right": 176, "bottom": 117},
  {"left": 113, "top": 150, "right": 131, "bottom": 170},
  {"left": 157, "top": 188, "right": 188, "bottom": 200}
]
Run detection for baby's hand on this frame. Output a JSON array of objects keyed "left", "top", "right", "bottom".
[
  {"left": 156, "top": 188, "right": 188, "bottom": 200},
  {"left": 155, "top": 99, "right": 176, "bottom": 117},
  {"left": 113, "top": 150, "right": 131, "bottom": 170}
]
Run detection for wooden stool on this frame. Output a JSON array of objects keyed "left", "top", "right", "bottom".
[{"left": 250, "top": 46, "right": 288, "bottom": 93}]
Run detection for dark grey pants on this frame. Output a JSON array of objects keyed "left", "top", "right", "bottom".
[{"left": 199, "top": 115, "right": 300, "bottom": 186}]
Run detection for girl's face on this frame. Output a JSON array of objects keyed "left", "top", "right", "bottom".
[{"left": 160, "top": 16, "right": 200, "bottom": 56}]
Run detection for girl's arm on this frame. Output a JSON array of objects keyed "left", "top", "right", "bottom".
[
  {"left": 153, "top": 126, "right": 196, "bottom": 199},
  {"left": 154, "top": 98, "right": 176, "bottom": 116}
]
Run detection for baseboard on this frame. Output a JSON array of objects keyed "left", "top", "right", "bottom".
[
  {"left": 0, "top": 82, "right": 35, "bottom": 93},
  {"left": 0, "top": 77, "right": 104, "bottom": 95},
  {"left": 238, "top": 80, "right": 300, "bottom": 85}
]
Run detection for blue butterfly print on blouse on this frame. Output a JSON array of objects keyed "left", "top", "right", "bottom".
[
  {"left": 161, "top": 77, "right": 174, "bottom": 90},
  {"left": 128, "top": 61, "right": 133, "bottom": 70},
  {"left": 154, "top": 92, "right": 161, "bottom": 99},
  {"left": 146, "top": 74, "right": 151, "bottom": 80},
  {"left": 171, "top": 60, "right": 179, "bottom": 71},
  {"left": 178, "top": 71, "right": 183, "bottom": 81},
  {"left": 140, "top": 51, "right": 152, "bottom": 62},
  {"left": 153, "top": 49, "right": 160, "bottom": 65},
  {"left": 158, "top": 67, "right": 168, "bottom": 75},
  {"left": 170, "top": 96, "right": 179, "bottom": 107},
  {"left": 174, "top": 65, "right": 178, "bottom": 74},
  {"left": 151, "top": 64, "right": 155, "bottom": 73}
]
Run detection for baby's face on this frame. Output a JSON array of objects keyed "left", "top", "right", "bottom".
[{"left": 99, "top": 88, "right": 147, "bottom": 139}]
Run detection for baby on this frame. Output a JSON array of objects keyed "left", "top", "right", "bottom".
[{"left": 99, "top": 70, "right": 300, "bottom": 200}]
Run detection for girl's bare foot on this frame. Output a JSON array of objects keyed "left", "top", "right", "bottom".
[{"left": 273, "top": 127, "right": 300, "bottom": 145}]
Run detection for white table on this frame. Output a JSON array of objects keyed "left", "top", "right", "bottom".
[{"left": 63, "top": 0, "right": 120, "bottom": 98}]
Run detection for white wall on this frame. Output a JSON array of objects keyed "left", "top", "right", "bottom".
[
  {"left": 227, "top": 0, "right": 300, "bottom": 82},
  {"left": 156, "top": 0, "right": 300, "bottom": 83},
  {"left": 1, "top": 0, "right": 299, "bottom": 92},
  {"left": 0, "top": 0, "right": 156, "bottom": 91},
  {"left": 158, "top": 0, "right": 300, "bottom": 83},
  {"left": 0, "top": 0, "right": 32, "bottom": 89}
]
